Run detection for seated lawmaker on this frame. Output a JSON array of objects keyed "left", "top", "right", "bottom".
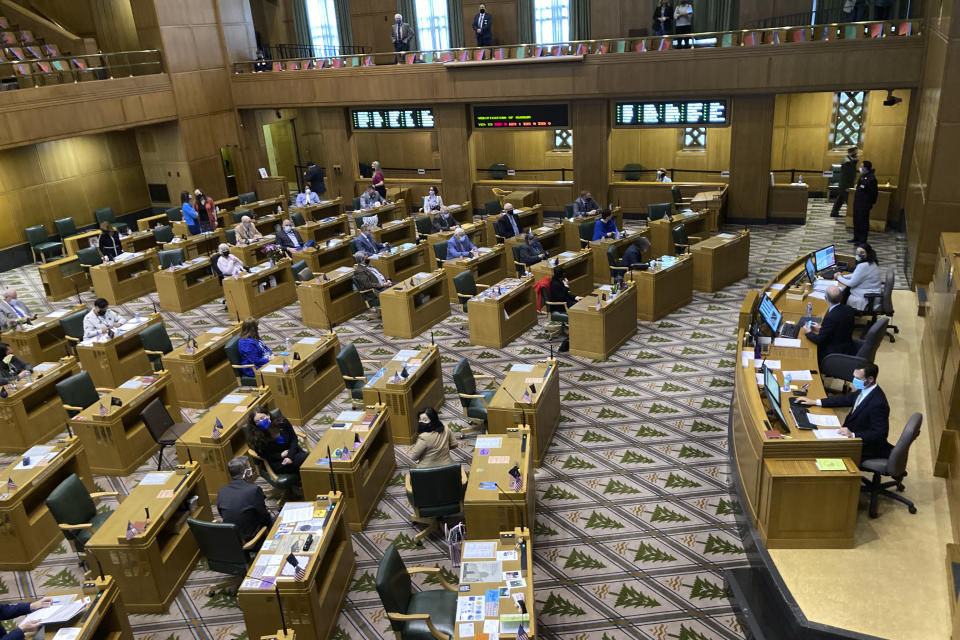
[
  {"left": 295, "top": 186, "right": 320, "bottom": 208},
  {"left": 431, "top": 206, "right": 457, "bottom": 233},
  {"left": 247, "top": 410, "right": 307, "bottom": 482},
  {"left": 359, "top": 185, "right": 386, "bottom": 210},
  {"left": 238, "top": 317, "right": 272, "bottom": 377},
  {"left": 217, "top": 456, "right": 273, "bottom": 545},
  {"left": 1, "top": 597, "right": 53, "bottom": 640},
  {"left": 516, "top": 231, "right": 547, "bottom": 267},
  {"left": 0, "top": 289, "right": 36, "bottom": 327},
  {"left": 494, "top": 204, "right": 521, "bottom": 239},
  {"left": 0, "top": 342, "right": 32, "bottom": 385},
  {"left": 573, "top": 191, "right": 601, "bottom": 217},
  {"left": 216, "top": 243, "right": 246, "bottom": 277},
  {"left": 797, "top": 363, "right": 893, "bottom": 460},
  {"left": 619, "top": 237, "right": 651, "bottom": 270},
  {"left": 803, "top": 285, "right": 855, "bottom": 363},
  {"left": 235, "top": 216, "right": 263, "bottom": 245},
  {"left": 356, "top": 224, "right": 387, "bottom": 255},
  {"left": 409, "top": 407, "right": 458, "bottom": 467},
  {"left": 656, "top": 168, "right": 672, "bottom": 183},
  {"left": 83, "top": 298, "right": 124, "bottom": 339},
  {"left": 548, "top": 266, "right": 581, "bottom": 308},
  {"left": 591, "top": 210, "right": 620, "bottom": 241},
  {"left": 354, "top": 251, "right": 392, "bottom": 306},
  {"left": 277, "top": 219, "right": 315, "bottom": 255},
  {"left": 98, "top": 221, "right": 123, "bottom": 261},
  {"left": 446, "top": 227, "right": 478, "bottom": 259},
  {"left": 422, "top": 186, "right": 443, "bottom": 212},
  {"left": 838, "top": 243, "right": 883, "bottom": 311}
]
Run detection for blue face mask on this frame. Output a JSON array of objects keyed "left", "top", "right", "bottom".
[
  {"left": 256, "top": 417, "right": 271, "bottom": 431},
  {"left": 852, "top": 378, "right": 865, "bottom": 390}
]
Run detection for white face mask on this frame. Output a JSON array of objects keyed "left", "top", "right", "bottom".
[{"left": 284, "top": 226, "right": 293, "bottom": 233}]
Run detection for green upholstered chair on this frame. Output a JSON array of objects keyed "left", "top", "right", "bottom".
[
  {"left": 578, "top": 219, "right": 595, "bottom": 248},
  {"left": 241, "top": 416, "right": 302, "bottom": 497},
  {"left": 452, "top": 358, "right": 495, "bottom": 431},
  {"left": 414, "top": 215, "right": 432, "bottom": 237},
  {"left": 237, "top": 192, "right": 257, "bottom": 205},
  {"left": 158, "top": 248, "right": 185, "bottom": 269},
  {"left": 76, "top": 246, "right": 102, "bottom": 278},
  {"left": 153, "top": 225, "right": 175, "bottom": 244},
  {"left": 564, "top": 203, "right": 575, "bottom": 218},
  {"left": 290, "top": 259, "right": 307, "bottom": 280},
  {"left": 337, "top": 343, "right": 381, "bottom": 407},
  {"left": 352, "top": 196, "right": 362, "bottom": 210},
  {"left": 543, "top": 300, "right": 569, "bottom": 339},
  {"left": 138, "top": 323, "right": 174, "bottom": 371},
  {"left": 224, "top": 228, "right": 237, "bottom": 245},
  {"left": 352, "top": 274, "right": 381, "bottom": 311},
  {"left": 55, "top": 371, "right": 104, "bottom": 415},
  {"left": 54, "top": 217, "right": 78, "bottom": 240},
  {"left": 433, "top": 241, "right": 448, "bottom": 269},
  {"left": 165, "top": 207, "right": 183, "bottom": 222},
  {"left": 510, "top": 245, "right": 527, "bottom": 278},
  {"left": 483, "top": 199, "right": 501, "bottom": 218},
  {"left": 296, "top": 265, "right": 314, "bottom": 282},
  {"left": 59, "top": 309, "right": 90, "bottom": 353},
  {"left": 225, "top": 336, "right": 257, "bottom": 387},
  {"left": 232, "top": 208, "right": 251, "bottom": 224},
  {"left": 376, "top": 543, "right": 457, "bottom": 640},
  {"left": 489, "top": 163, "right": 508, "bottom": 180},
  {"left": 405, "top": 464, "right": 465, "bottom": 544},
  {"left": 349, "top": 237, "right": 359, "bottom": 254},
  {"left": 623, "top": 163, "right": 644, "bottom": 181},
  {"left": 671, "top": 224, "right": 703, "bottom": 255},
  {"left": 452, "top": 271, "right": 483, "bottom": 314},
  {"left": 648, "top": 202, "right": 672, "bottom": 222},
  {"left": 25, "top": 225, "right": 63, "bottom": 263},
  {"left": 187, "top": 518, "right": 266, "bottom": 595},
  {"left": 607, "top": 244, "right": 629, "bottom": 283},
  {"left": 94, "top": 207, "right": 128, "bottom": 233},
  {"left": 290, "top": 211, "right": 306, "bottom": 227},
  {"left": 45, "top": 473, "right": 117, "bottom": 557}
]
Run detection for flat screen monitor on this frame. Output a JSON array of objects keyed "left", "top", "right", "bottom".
[
  {"left": 764, "top": 379, "right": 790, "bottom": 430},
  {"left": 814, "top": 245, "right": 836, "bottom": 271},
  {"left": 804, "top": 256, "right": 817, "bottom": 284},
  {"left": 763, "top": 364, "right": 780, "bottom": 406},
  {"left": 758, "top": 294, "right": 782, "bottom": 334}
]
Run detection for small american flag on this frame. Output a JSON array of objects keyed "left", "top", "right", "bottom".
[
  {"left": 294, "top": 566, "right": 306, "bottom": 581},
  {"left": 510, "top": 472, "right": 523, "bottom": 493},
  {"left": 6, "top": 477, "right": 16, "bottom": 491},
  {"left": 521, "top": 390, "right": 531, "bottom": 403},
  {"left": 322, "top": 272, "right": 329, "bottom": 281},
  {"left": 516, "top": 623, "right": 529, "bottom": 640},
  {"left": 125, "top": 521, "right": 138, "bottom": 540},
  {"left": 99, "top": 403, "right": 107, "bottom": 416},
  {"left": 211, "top": 418, "right": 222, "bottom": 440},
  {"left": 282, "top": 360, "right": 290, "bottom": 374}
]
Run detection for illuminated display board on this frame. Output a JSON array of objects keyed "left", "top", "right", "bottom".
[
  {"left": 613, "top": 100, "right": 728, "bottom": 127},
  {"left": 473, "top": 104, "right": 569, "bottom": 128},
  {"left": 351, "top": 108, "right": 435, "bottom": 129}
]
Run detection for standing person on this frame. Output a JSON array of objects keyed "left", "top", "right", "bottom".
[
  {"left": 371, "top": 161, "right": 386, "bottom": 199},
  {"left": 1, "top": 597, "right": 53, "bottom": 640},
  {"left": 391, "top": 14, "right": 413, "bottom": 62},
  {"left": 838, "top": 243, "right": 883, "bottom": 310},
  {"left": 674, "top": 1, "right": 693, "bottom": 48},
  {"left": 303, "top": 161, "right": 326, "bottom": 195},
  {"left": 851, "top": 160, "right": 878, "bottom": 244},
  {"left": 181, "top": 190, "right": 200, "bottom": 235},
  {"left": 472, "top": 4, "right": 493, "bottom": 47},
  {"left": 237, "top": 317, "right": 271, "bottom": 378},
  {"left": 98, "top": 221, "right": 122, "bottom": 261},
  {"left": 841, "top": 0, "right": 856, "bottom": 21},
  {"left": 652, "top": 0, "right": 673, "bottom": 36},
  {"left": 195, "top": 189, "right": 217, "bottom": 232},
  {"left": 852, "top": 0, "right": 869, "bottom": 21},
  {"left": 874, "top": 0, "right": 893, "bottom": 20},
  {"left": 831, "top": 147, "right": 859, "bottom": 218}
]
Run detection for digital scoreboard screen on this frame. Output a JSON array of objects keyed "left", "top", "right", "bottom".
[
  {"left": 473, "top": 104, "right": 569, "bottom": 128},
  {"left": 351, "top": 108, "right": 435, "bottom": 130},
  {"left": 613, "top": 100, "right": 728, "bottom": 127}
]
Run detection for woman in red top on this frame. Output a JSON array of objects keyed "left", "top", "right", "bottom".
[
  {"left": 194, "top": 189, "right": 218, "bottom": 231},
  {"left": 371, "top": 161, "right": 386, "bottom": 199}
]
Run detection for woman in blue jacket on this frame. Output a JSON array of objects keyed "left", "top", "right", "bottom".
[
  {"left": 181, "top": 190, "right": 200, "bottom": 235},
  {"left": 2, "top": 597, "right": 52, "bottom": 640},
  {"left": 238, "top": 317, "right": 271, "bottom": 378},
  {"left": 591, "top": 210, "right": 620, "bottom": 241}
]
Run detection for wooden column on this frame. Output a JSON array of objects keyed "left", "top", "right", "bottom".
[
  {"left": 316, "top": 108, "right": 360, "bottom": 201},
  {"left": 435, "top": 104, "right": 473, "bottom": 204},
  {"left": 728, "top": 94, "right": 775, "bottom": 223},
  {"left": 572, "top": 100, "right": 609, "bottom": 206}
]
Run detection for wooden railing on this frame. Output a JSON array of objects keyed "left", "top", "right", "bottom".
[
  {"left": 231, "top": 19, "right": 922, "bottom": 74},
  {"left": 1, "top": 50, "right": 163, "bottom": 89}
]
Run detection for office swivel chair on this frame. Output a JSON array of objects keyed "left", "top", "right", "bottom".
[
  {"left": 55, "top": 371, "right": 106, "bottom": 416},
  {"left": 140, "top": 397, "right": 192, "bottom": 470},
  {"left": 289, "top": 259, "right": 308, "bottom": 281},
  {"left": 860, "top": 413, "right": 922, "bottom": 518},
  {"left": 76, "top": 247, "right": 102, "bottom": 280},
  {"left": 224, "top": 336, "right": 257, "bottom": 387},
  {"left": 452, "top": 358, "right": 495, "bottom": 433},
  {"left": 94, "top": 207, "right": 128, "bottom": 234},
  {"left": 606, "top": 245, "right": 629, "bottom": 283},
  {"left": 861, "top": 269, "right": 899, "bottom": 343},
  {"left": 414, "top": 215, "right": 433, "bottom": 239},
  {"left": 290, "top": 211, "right": 306, "bottom": 227},
  {"left": 406, "top": 464, "right": 465, "bottom": 543},
  {"left": 59, "top": 309, "right": 89, "bottom": 353},
  {"left": 158, "top": 248, "right": 185, "bottom": 269},
  {"left": 337, "top": 343, "right": 383, "bottom": 408},
  {"left": 297, "top": 266, "right": 314, "bottom": 282},
  {"left": 578, "top": 219, "right": 595, "bottom": 249},
  {"left": 647, "top": 202, "right": 672, "bottom": 222},
  {"left": 153, "top": 224, "right": 175, "bottom": 244},
  {"left": 376, "top": 543, "right": 457, "bottom": 640},
  {"left": 46, "top": 473, "right": 118, "bottom": 562},
  {"left": 187, "top": 518, "right": 266, "bottom": 596},
  {"left": 237, "top": 192, "right": 257, "bottom": 205},
  {"left": 543, "top": 300, "right": 569, "bottom": 339},
  {"left": 138, "top": 323, "right": 174, "bottom": 371},
  {"left": 671, "top": 224, "right": 704, "bottom": 255},
  {"left": 820, "top": 317, "right": 889, "bottom": 385},
  {"left": 232, "top": 208, "right": 252, "bottom": 224},
  {"left": 432, "top": 241, "right": 448, "bottom": 269},
  {"left": 224, "top": 228, "right": 237, "bottom": 245},
  {"left": 510, "top": 245, "right": 530, "bottom": 278},
  {"left": 483, "top": 200, "right": 501, "bottom": 218},
  {"left": 165, "top": 207, "right": 183, "bottom": 222}
]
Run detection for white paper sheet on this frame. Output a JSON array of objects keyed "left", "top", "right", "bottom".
[
  {"left": 807, "top": 414, "right": 842, "bottom": 427},
  {"left": 773, "top": 338, "right": 802, "bottom": 348},
  {"left": 769, "top": 283, "right": 786, "bottom": 290},
  {"left": 219, "top": 394, "right": 246, "bottom": 404},
  {"left": 139, "top": 471, "right": 174, "bottom": 486},
  {"left": 393, "top": 349, "right": 420, "bottom": 361},
  {"left": 462, "top": 541, "right": 497, "bottom": 559},
  {"left": 807, "top": 290, "right": 826, "bottom": 300},
  {"left": 279, "top": 503, "right": 314, "bottom": 523},
  {"left": 207, "top": 327, "right": 228, "bottom": 334},
  {"left": 33, "top": 362, "right": 57, "bottom": 373},
  {"left": 118, "top": 379, "right": 144, "bottom": 389},
  {"left": 298, "top": 337, "right": 321, "bottom": 344},
  {"left": 510, "top": 364, "right": 534, "bottom": 372},
  {"left": 814, "top": 429, "right": 847, "bottom": 439},
  {"left": 474, "top": 437, "right": 502, "bottom": 449},
  {"left": 45, "top": 310, "right": 69, "bottom": 318},
  {"left": 260, "top": 365, "right": 280, "bottom": 373},
  {"left": 336, "top": 411, "right": 365, "bottom": 422},
  {"left": 459, "top": 623, "right": 475, "bottom": 637},
  {"left": 51, "top": 628, "right": 81, "bottom": 640},
  {"left": 781, "top": 370, "right": 813, "bottom": 381}
]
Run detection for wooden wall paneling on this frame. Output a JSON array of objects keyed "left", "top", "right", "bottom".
[
  {"left": 435, "top": 103, "right": 472, "bottom": 203},
  {"left": 608, "top": 127, "right": 731, "bottom": 181},
  {"left": 354, "top": 131, "right": 439, "bottom": 174},
  {"left": 114, "top": 165, "right": 151, "bottom": 212},
  {"left": 350, "top": 0, "right": 395, "bottom": 54},
  {"left": 248, "top": 0, "right": 295, "bottom": 48},
  {"left": 572, "top": 100, "right": 609, "bottom": 200},
  {"left": 728, "top": 94, "right": 775, "bottom": 222},
  {"left": 590, "top": 0, "right": 647, "bottom": 39},
  {"left": 91, "top": 0, "right": 141, "bottom": 52},
  {"left": 317, "top": 107, "right": 359, "bottom": 200},
  {"left": 219, "top": 0, "right": 257, "bottom": 63},
  {"left": 135, "top": 122, "right": 193, "bottom": 205}
]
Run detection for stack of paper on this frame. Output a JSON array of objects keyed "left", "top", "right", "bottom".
[{"left": 22, "top": 595, "right": 90, "bottom": 626}]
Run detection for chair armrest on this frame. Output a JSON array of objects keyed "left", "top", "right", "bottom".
[
  {"left": 474, "top": 374, "right": 495, "bottom": 379},
  {"left": 342, "top": 374, "right": 368, "bottom": 381},
  {"left": 143, "top": 349, "right": 165, "bottom": 356},
  {"left": 610, "top": 265, "right": 629, "bottom": 272},
  {"left": 230, "top": 364, "right": 250, "bottom": 371},
  {"left": 65, "top": 336, "right": 79, "bottom": 343},
  {"left": 62, "top": 404, "right": 85, "bottom": 412},
  {"left": 360, "top": 359, "right": 383, "bottom": 365},
  {"left": 385, "top": 613, "right": 451, "bottom": 640},
  {"left": 89, "top": 491, "right": 119, "bottom": 500},
  {"left": 95, "top": 388, "right": 112, "bottom": 393},
  {"left": 458, "top": 393, "right": 489, "bottom": 406},
  {"left": 408, "top": 567, "right": 458, "bottom": 591},
  {"left": 456, "top": 292, "right": 472, "bottom": 302},
  {"left": 244, "top": 447, "right": 281, "bottom": 483},
  {"left": 687, "top": 235, "right": 705, "bottom": 244},
  {"left": 58, "top": 523, "right": 93, "bottom": 531},
  {"left": 674, "top": 243, "right": 690, "bottom": 250},
  {"left": 476, "top": 284, "right": 489, "bottom": 290},
  {"left": 242, "top": 526, "right": 268, "bottom": 550}
]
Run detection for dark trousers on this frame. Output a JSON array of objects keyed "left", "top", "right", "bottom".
[
  {"left": 675, "top": 24, "right": 692, "bottom": 48},
  {"left": 875, "top": 6, "right": 891, "bottom": 19},
  {"left": 394, "top": 41, "right": 409, "bottom": 63},
  {"left": 830, "top": 190, "right": 849, "bottom": 217},
  {"left": 853, "top": 206, "right": 871, "bottom": 243},
  {"left": 852, "top": 5, "right": 868, "bottom": 21},
  {"left": 477, "top": 33, "right": 492, "bottom": 46}
]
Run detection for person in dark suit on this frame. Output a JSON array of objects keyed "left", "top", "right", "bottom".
[
  {"left": 1, "top": 597, "right": 52, "bottom": 640},
  {"left": 851, "top": 160, "right": 879, "bottom": 244},
  {"left": 830, "top": 147, "right": 858, "bottom": 217},
  {"left": 619, "top": 237, "right": 651, "bottom": 270},
  {"left": 217, "top": 456, "right": 273, "bottom": 545},
  {"left": 303, "top": 161, "right": 326, "bottom": 195},
  {"left": 803, "top": 285, "right": 856, "bottom": 362},
  {"left": 547, "top": 266, "right": 581, "bottom": 308},
  {"left": 431, "top": 207, "right": 457, "bottom": 232},
  {"left": 495, "top": 204, "right": 521, "bottom": 240},
  {"left": 652, "top": 0, "right": 673, "bottom": 35},
  {"left": 277, "top": 220, "right": 315, "bottom": 256},
  {"left": 356, "top": 224, "right": 387, "bottom": 255},
  {"left": 472, "top": 4, "right": 493, "bottom": 46},
  {"left": 572, "top": 190, "right": 602, "bottom": 217},
  {"left": 98, "top": 221, "right": 123, "bottom": 260},
  {"left": 516, "top": 232, "right": 547, "bottom": 267},
  {"left": 246, "top": 410, "right": 308, "bottom": 483},
  {"left": 0, "top": 342, "right": 32, "bottom": 385},
  {"left": 797, "top": 363, "right": 893, "bottom": 460}
]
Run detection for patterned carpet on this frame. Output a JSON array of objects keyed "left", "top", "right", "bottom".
[{"left": 0, "top": 198, "right": 906, "bottom": 640}]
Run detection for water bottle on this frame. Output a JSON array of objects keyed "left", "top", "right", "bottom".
[
  {"left": 135, "top": 311, "right": 141, "bottom": 322},
  {"left": 782, "top": 372, "right": 792, "bottom": 393},
  {"left": 806, "top": 302, "right": 812, "bottom": 319},
  {"left": 284, "top": 336, "right": 291, "bottom": 353}
]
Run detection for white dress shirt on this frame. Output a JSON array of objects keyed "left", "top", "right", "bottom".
[
  {"left": 217, "top": 254, "right": 244, "bottom": 277},
  {"left": 82, "top": 309, "right": 124, "bottom": 339}
]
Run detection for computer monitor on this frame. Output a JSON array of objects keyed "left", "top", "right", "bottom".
[
  {"left": 757, "top": 294, "right": 782, "bottom": 334},
  {"left": 762, "top": 365, "right": 789, "bottom": 430},
  {"left": 804, "top": 256, "right": 817, "bottom": 284},
  {"left": 814, "top": 245, "right": 836, "bottom": 272}
]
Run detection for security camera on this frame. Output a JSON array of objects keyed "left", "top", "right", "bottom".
[{"left": 883, "top": 90, "right": 902, "bottom": 107}]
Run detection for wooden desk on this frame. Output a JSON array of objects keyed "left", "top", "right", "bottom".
[
  {"left": 443, "top": 246, "right": 508, "bottom": 302},
  {"left": 71, "top": 371, "right": 176, "bottom": 475},
  {"left": 463, "top": 428, "right": 535, "bottom": 541},
  {"left": 174, "top": 388, "right": 269, "bottom": 501},
  {"left": 298, "top": 267, "right": 366, "bottom": 330},
  {"left": 690, "top": 189, "right": 727, "bottom": 223},
  {"left": 64, "top": 230, "right": 100, "bottom": 256},
  {"left": 691, "top": 230, "right": 750, "bottom": 292},
  {"left": 292, "top": 197, "right": 343, "bottom": 222},
  {"left": 845, "top": 185, "right": 896, "bottom": 230},
  {"left": 371, "top": 217, "right": 417, "bottom": 246},
  {"left": 138, "top": 212, "right": 169, "bottom": 231},
  {"left": 608, "top": 181, "right": 728, "bottom": 217},
  {"left": 0, "top": 358, "right": 80, "bottom": 453},
  {"left": 44, "top": 577, "right": 134, "bottom": 640},
  {"left": 468, "top": 277, "right": 537, "bottom": 348},
  {"left": 649, "top": 210, "right": 712, "bottom": 258},
  {"left": 89, "top": 250, "right": 160, "bottom": 305},
  {"left": 238, "top": 493, "right": 353, "bottom": 640},
  {"left": 0, "top": 436, "right": 93, "bottom": 569},
  {"left": 501, "top": 189, "right": 538, "bottom": 207},
  {"left": 39, "top": 256, "right": 91, "bottom": 301},
  {"left": 379, "top": 271, "right": 450, "bottom": 339},
  {"left": 302, "top": 405, "right": 396, "bottom": 531},
  {"left": 589, "top": 229, "right": 649, "bottom": 284},
  {"left": 76, "top": 314, "right": 163, "bottom": 389},
  {"left": 155, "top": 256, "right": 221, "bottom": 312},
  {"left": 454, "top": 528, "right": 535, "bottom": 640},
  {"left": 386, "top": 187, "right": 409, "bottom": 211},
  {"left": 164, "top": 325, "right": 241, "bottom": 409},
  {"left": 295, "top": 215, "right": 351, "bottom": 245},
  {"left": 1, "top": 304, "right": 84, "bottom": 364},
  {"left": 530, "top": 249, "right": 594, "bottom": 296},
  {"left": 86, "top": 462, "right": 212, "bottom": 612},
  {"left": 522, "top": 223, "right": 565, "bottom": 257},
  {"left": 246, "top": 196, "right": 287, "bottom": 219},
  {"left": 301, "top": 238, "right": 356, "bottom": 275},
  {"left": 161, "top": 229, "right": 226, "bottom": 260},
  {"left": 224, "top": 260, "right": 297, "bottom": 320},
  {"left": 484, "top": 206, "right": 543, "bottom": 244},
  {"left": 561, "top": 209, "right": 624, "bottom": 251},
  {"left": 627, "top": 255, "right": 694, "bottom": 321},
  {"left": 568, "top": 283, "right": 638, "bottom": 359},
  {"left": 370, "top": 243, "right": 432, "bottom": 283},
  {"left": 349, "top": 200, "right": 406, "bottom": 231},
  {"left": 231, "top": 236, "right": 275, "bottom": 268},
  {"left": 121, "top": 230, "right": 159, "bottom": 254},
  {"left": 260, "top": 334, "right": 344, "bottom": 426},
  {"left": 250, "top": 213, "right": 284, "bottom": 238},
  {"left": 768, "top": 184, "right": 809, "bottom": 223},
  {"left": 487, "top": 360, "right": 560, "bottom": 467},
  {"left": 361, "top": 346, "right": 444, "bottom": 445}
]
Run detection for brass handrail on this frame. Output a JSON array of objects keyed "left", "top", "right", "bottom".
[{"left": 1, "top": 49, "right": 163, "bottom": 88}]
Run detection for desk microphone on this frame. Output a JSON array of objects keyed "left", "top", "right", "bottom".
[
  {"left": 65, "top": 421, "right": 73, "bottom": 438},
  {"left": 499, "top": 384, "right": 528, "bottom": 429},
  {"left": 273, "top": 585, "right": 289, "bottom": 634},
  {"left": 326, "top": 446, "right": 338, "bottom": 492}
]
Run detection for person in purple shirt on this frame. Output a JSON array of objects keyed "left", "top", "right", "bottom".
[
  {"left": 446, "top": 227, "right": 478, "bottom": 259},
  {"left": 238, "top": 318, "right": 271, "bottom": 377},
  {"left": 1, "top": 597, "right": 52, "bottom": 640}
]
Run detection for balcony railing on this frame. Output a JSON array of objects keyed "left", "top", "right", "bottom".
[
  {"left": 232, "top": 19, "right": 921, "bottom": 74},
  {"left": 1, "top": 50, "right": 163, "bottom": 90}
]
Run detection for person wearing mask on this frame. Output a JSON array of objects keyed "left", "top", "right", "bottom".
[
  {"left": 370, "top": 161, "right": 386, "bottom": 199},
  {"left": 303, "top": 161, "right": 326, "bottom": 195},
  {"left": 431, "top": 206, "right": 457, "bottom": 232},
  {"left": 216, "top": 243, "right": 246, "bottom": 277},
  {"left": 591, "top": 210, "right": 620, "bottom": 241},
  {"left": 494, "top": 204, "right": 522, "bottom": 240},
  {"left": 516, "top": 231, "right": 547, "bottom": 267},
  {"left": 356, "top": 224, "right": 387, "bottom": 255},
  {"left": 295, "top": 186, "right": 320, "bottom": 208},
  {"left": 831, "top": 147, "right": 859, "bottom": 218},
  {"left": 360, "top": 185, "right": 386, "bottom": 210},
  {"left": 618, "top": 237, "right": 651, "bottom": 271},
  {"left": 796, "top": 363, "right": 892, "bottom": 460},
  {"left": 0, "top": 342, "right": 32, "bottom": 385},
  {"left": 1, "top": 597, "right": 53, "bottom": 640},
  {"left": 472, "top": 4, "right": 493, "bottom": 47},
  {"left": 851, "top": 160, "right": 878, "bottom": 244},
  {"left": 0, "top": 289, "right": 36, "bottom": 327},
  {"left": 674, "top": 0, "right": 693, "bottom": 48},
  {"left": 253, "top": 49, "right": 269, "bottom": 72},
  {"left": 98, "top": 221, "right": 123, "bottom": 261},
  {"left": 354, "top": 251, "right": 392, "bottom": 306},
  {"left": 194, "top": 189, "right": 217, "bottom": 232},
  {"left": 235, "top": 215, "right": 263, "bottom": 245},
  {"left": 82, "top": 298, "right": 124, "bottom": 339},
  {"left": 217, "top": 456, "right": 273, "bottom": 545},
  {"left": 838, "top": 243, "right": 883, "bottom": 311},
  {"left": 447, "top": 227, "right": 478, "bottom": 259},
  {"left": 803, "top": 285, "right": 856, "bottom": 363},
  {"left": 422, "top": 186, "right": 443, "bottom": 212},
  {"left": 277, "top": 219, "right": 315, "bottom": 256},
  {"left": 181, "top": 190, "right": 200, "bottom": 235},
  {"left": 652, "top": 0, "right": 673, "bottom": 36},
  {"left": 548, "top": 266, "right": 581, "bottom": 308},
  {"left": 656, "top": 168, "right": 672, "bottom": 183},
  {"left": 573, "top": 191, "right": 601, "bottom": 217},
  {"left": 238, "top": 317, "right": 271, "bottom": 378},
  {"left": 246, "top": 410, "right": 307, "bottom": 482},
  {"left": 391, "top": 15, "right": 414, "bottom": 62},
  {"left": 409, "top": 408, "right": 458, "bottom": 467}
]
